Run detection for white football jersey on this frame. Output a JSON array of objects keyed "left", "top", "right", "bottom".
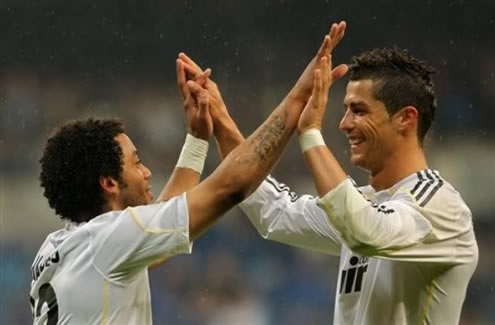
[
  {"left": 30, "top": 194, "right": 192, "bottom": 325},
  {"left": 240, "top": 170, "right": 478, "bottom": 324}
]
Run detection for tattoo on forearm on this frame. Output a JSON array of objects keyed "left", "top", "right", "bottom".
[{"left": 242, "top": 110, "right": 288, "bottom": 165}]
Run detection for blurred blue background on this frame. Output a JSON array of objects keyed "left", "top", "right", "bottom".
[{"left": 1, "top": 0, "right": 494, "bottom": 324}]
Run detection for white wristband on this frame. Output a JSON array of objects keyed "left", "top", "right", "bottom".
[
  {"left": 298, "top": 128, "right": 325, "bottom": 152},
  {"left": 176, "top": 134, "right": 209, "bottom": 174}
]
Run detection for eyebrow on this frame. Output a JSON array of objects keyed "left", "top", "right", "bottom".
[
  {"left": 343, "top": 101, "right": 368, "bottom": 110},
  {"left": 344, "top": 99, "right": 366, "bottom": 106}
]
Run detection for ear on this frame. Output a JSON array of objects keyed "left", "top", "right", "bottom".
[
  {"left": 99, "top": 175, "right": 120, "bottom": 197},
  {"left": 393, "top": 105, "right": 418, "bottom": 134}
]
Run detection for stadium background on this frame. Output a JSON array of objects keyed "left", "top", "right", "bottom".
[{"left": 1, "top": 0, "right": 494, "bottom": 323}]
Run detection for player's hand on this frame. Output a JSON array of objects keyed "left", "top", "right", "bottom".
[
  {"left": 176, "top": 59, "right": 213, "bottom": 140},
  {"left": 289, "top": 21, "right": 346, "bottom": 103},
  {"left": 177, "top": 53, "right": 231, "bottom": 136},
  {"left": 297, "top": 53, "right": 348, "bottom": 134}
]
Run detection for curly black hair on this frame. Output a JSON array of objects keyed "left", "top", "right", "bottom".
[
  {"left": 40, "top": 118, "right": 125, "bottom": 223},
  {"left": 348, "top": 47, "right": 437, "bottom": 144}
]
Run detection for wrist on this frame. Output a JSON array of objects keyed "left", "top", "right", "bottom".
[
  {"left": 298, "top": 128, "right": 325, "bottom": 152},
  {"left": 188, "top": 125, "right": 211, "bottom": 141},
  {"left": 213, "top": 113, "right": 235, "bottom": 136},
  {"left": 176, "top": 134, "right": 209, "bottom": 174},
  {"left": 286, "top": 91, "right": 308, "bottom": 107},
  {"left": 298, "top": 123, "right": 322, "bottom": 135}
]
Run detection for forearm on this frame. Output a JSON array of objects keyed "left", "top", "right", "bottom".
[
  {"left": 206, "top": 94, "right": 305, "bottom": 208},
  {"left": 302, "top": 145, "right": 347, "bottom": 197},
  {"left": 240, "top": 176, "right": 343, "bottom": 255},
  {"left": 231, "top": 95, "right": 305, "bottom": 194},
  {"left": 157, "top": 134, "right": 208, "bottom": 202},
  {"left": 213, "top": 114, "right": 245, "bottom": 160},
  {"left": 157, "top": 168, "right": 200, "bottom": 202}
]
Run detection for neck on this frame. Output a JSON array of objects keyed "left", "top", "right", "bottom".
[
  {"left": 370, "top": 140, "right": 427, "bottom": 191},
  {"left": 104, "top": 198, "right": 124, "bottom": 213}
]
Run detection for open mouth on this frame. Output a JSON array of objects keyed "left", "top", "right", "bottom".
[{"left": 349, "top": 138, "right": 365, "bottom": 150}]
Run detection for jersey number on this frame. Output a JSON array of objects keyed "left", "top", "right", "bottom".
[{"left": 29, "top": 283, "right": 58, "bottom": 325}]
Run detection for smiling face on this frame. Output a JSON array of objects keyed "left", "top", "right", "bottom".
[
  {"left": 114, "top": 133, "right": 153, "bottom": 208},
  {"left": 340, "top": 79, "right": 400, "bottom": 174}
]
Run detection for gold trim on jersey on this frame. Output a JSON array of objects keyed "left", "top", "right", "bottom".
[
  {"left": 127, "top": 207, "right": 187, "bottom": 234},
  {"left": 128, "top": 207, "right": 188, "bottom": 233},
  {"left": 418, "top": 280, "right": 434, "bottom": 325},
  {"left": 101, "top": 279, "right": 109, "bottom": 325}
]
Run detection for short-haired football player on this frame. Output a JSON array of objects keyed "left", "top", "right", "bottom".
[{"left": 182, "top": 45, "right": 478, "bottom": 324}]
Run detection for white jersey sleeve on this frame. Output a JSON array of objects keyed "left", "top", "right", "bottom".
[
  {"left": 318, "top": 176, "right": 476, "bottom": 264},
  {"left": 89, "top": 193, "right": 192, "bottom": 282},
  {"left": 240, "top": 175, "right": 343, "bottom": 255}
]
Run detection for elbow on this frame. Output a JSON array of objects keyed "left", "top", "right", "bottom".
[
  {"left": 215, "top": 147, "right": 266, "bottom": 207},
  {"left": 223, "top": 163, "right": 261, "bottom": 201},
  {"left": 226, "top": 189, "right": 248, "bottom": 207},
  {"left": 346, "top": 239, "right": 379, "bottom": 256},
  {"left": 343, "top": 226, "right": 383, "bottom": 256},
  {"left": 216, "top": 172, "right": 250, "bottom": 207}
]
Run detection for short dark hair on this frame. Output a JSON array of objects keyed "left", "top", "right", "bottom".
[
  {"left": 40, "top": 118, "right": 125, "bottom": 223},
  {"left": 348, "top": 47, "right": 437, "bottom": 144}
]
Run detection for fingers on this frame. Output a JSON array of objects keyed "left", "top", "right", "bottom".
[
  {"left": 316, "top": 35, "right": 331, "bottom": 58},
  {"left": 178, "top": 52, "right": 203, "bottom": 75},
  {"left": 311, "top": 68, "right": 323, "bottom": 103},
  {"left": 321, "top": 54, "right": 331, "bottom": 78},
  {"left": 316, "top": 20, "right": 346, "bottom": 60},
  {"left": 186, "top": 80, "right": 205, "bottom": 98},
  {"left": 178, "top": 54, "right": 213, "bottom": 89},
  {"left": 331, "top": 64, "right": 349, "bottom": 81},
  {"left": 186, "top": 80, "right": 209, "bottom": 112},
  {"left": 328, "top": 21, "right": 346, "bottom": 53},
  {"left": 196, "top": 68, "right": 212, "bottom": 87},
  {"left": 176, "top": 59, "right": 190, "bottom": 99},
  {"left": 197, "top": 88, "right": 210, "bottom": 117}
]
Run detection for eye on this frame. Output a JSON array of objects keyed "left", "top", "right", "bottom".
[{"left": 352, "top": 107, "right": 367, "bottom": 116}]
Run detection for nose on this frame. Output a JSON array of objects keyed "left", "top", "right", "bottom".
[
  {"left": 143, "top": 165, "right": 152, "bottom": 180},
  {"left": 339, "top": 109, "right": 353, "bottom": 132}
]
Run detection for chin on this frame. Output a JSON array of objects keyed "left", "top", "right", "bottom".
[
  {"left": 350, "top": 155, "right": 371, "bottom": 171},
  {"left": 350, "top": 154, "right": 363, "bottom": 166}
]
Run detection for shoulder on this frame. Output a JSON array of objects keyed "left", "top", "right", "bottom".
[
  {"left": 398, "top": 170, "right": 473, "bottom": 237},
  {"left": 404, "top": 170, "right": 469, "bottom": 211},
  {"left": 88, "top": 195, "right": 188, "bottom": 236}
]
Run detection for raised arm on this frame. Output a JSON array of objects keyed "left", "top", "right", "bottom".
[
  {"left": 178, "top": 52, "right": 244, "bottom": 159},
  {"left": 156, "top": 64, "right": 213, "bottom": 201},
  {"left": 297, "top": 52, "right": 348, "bottom": 196},
  {"left": 186, "top": 22, "right": 347, "bottom": 241},
  {"left": 295, "top": 39, "right": 434, "bottom": 257},
  {"left": 178, "top": 20, "right": 347, "bottom": 160},
  {"left": 239, "top": 54, "right": 348, "bottom": 255}
]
